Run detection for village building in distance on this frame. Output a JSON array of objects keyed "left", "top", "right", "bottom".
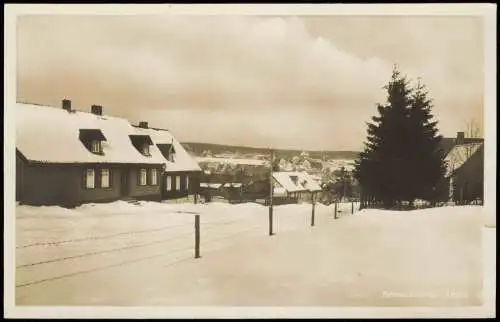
[{"left": 15, "top": 100, "right": 201, "bottom": 207}]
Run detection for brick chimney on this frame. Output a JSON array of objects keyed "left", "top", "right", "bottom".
[
  {"left": 456, "top": 131, "right": 465, "bottom": 144},
  {"left": 91, "top": 105, "right": 103, "bottom": 116},
  {"left": 62, "top": 99, "right": 72, "bottom": 112},
  {"left": 139, "top": 121, "right": 148, "bottom": 129}
]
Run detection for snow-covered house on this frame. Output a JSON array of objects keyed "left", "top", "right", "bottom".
[
  {"left": 133, "top": 122, "right": 202, "bottom": 200},
  {"left": 272, "top": 171, "right": 323, "bottom": 202},
  {"left": 443, "top": 132, "right": 484, "bottom": 203},
  {"left": 16, "top": 101, "right": 165, "bottom": 207}
]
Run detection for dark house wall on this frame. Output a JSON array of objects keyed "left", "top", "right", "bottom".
[
  {"left": 452, "top": 145, "right": 484, "bottom": 203},
  {"left": 162, "top": 171, "right": 201, "bottom": 199},
  {"left": 17, "top": 162, "right": 79, "bottom": 206},
  {"left": 73, "top": 165, "right": 122, "bottom": 204},
  {"left": 128, "top": 167, "right": 162, "bottom": 200},
  {"left": 16, "top": 158, "right": 162, "bottom": 207}
]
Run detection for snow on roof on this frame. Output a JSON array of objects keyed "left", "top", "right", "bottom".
[
  {"left": 273, "top": 187, "right": 288, "bottom": 197},
  {"left": 134, "top": 127, "right": 201, "bottom": 172},
  {"left": 200, "top": 183, "right": 223, "bottom": 189},
  {"left": 16, "top": 103, "right": 164, "bottom": 165},
  {"left": 273, "top": 171, "right": 323, "bottom": 193},
  {"left": 444, "top": 142, "right": 483, "bottom": 177},
  {"left": 196, "top": 156, "right": 268, "bottom": 166},
  {"left": 222, "top": 183, "right": 242, "bottom": 188}
]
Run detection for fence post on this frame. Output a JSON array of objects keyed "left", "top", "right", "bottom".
[
  {"left": 351, "top": 201, "right": 354, "bottom": 214},
  {"left": 268, "top": 149, "right": 275, "bottom": 236},
  {"left": 334, "top": 201, "right": 338, "bottom": 219},
  {"left": 194, "top": 214, "right": 201, "bottom": 259},
  {"left": 269, "top": 206, "right": 274, "bottom": 236},
  {"left": 311, "top": 193, "right": 315, "bottom": 227}
]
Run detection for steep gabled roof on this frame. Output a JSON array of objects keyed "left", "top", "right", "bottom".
[
  {"left": 438, "top": 137, "right": 457, "bottom": 156},
  {"left": 444, "top": 142, "right": 484, "bottom": 177},
  {"left": 273, "top": 171, "right": 322, "bottom": 193},
  {"left": 16, "top": 103, "right": 164, "bottom": 165},
  {"left": 133, "top": 126, "right": 202, "bottom": 172}
]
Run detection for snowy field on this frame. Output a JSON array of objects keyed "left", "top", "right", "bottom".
[{"left": 15, "top": 201, "right": 486, "bottom": 307}]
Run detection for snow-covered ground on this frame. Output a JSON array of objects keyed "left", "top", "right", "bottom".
[{"left": 14, "top": 202, "right": 487, "bottom": 307}]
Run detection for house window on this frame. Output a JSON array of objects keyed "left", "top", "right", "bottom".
[
  {"left": 166, "top": 176, "right": 172, "bottom": 191},
  {"left": 185, "top": 176, "right": 190, "bottom": 191},
  {"left": 139, "top": 169, "right": 147, "bottom": 186},
  {"left": 129, "top": 135, "right": 153, "bottom": 157},
  {"left": 91, "top": 140, "right": 102, "bottom": 154},
  {"left": 168, "top": 151, "right": 176, "bottom": 163},
  {"left": 142, "top": 144, "right": 150, "bottom": 156},
  {"left": 79, "top": 129, "right": 106, "bottom": 155},
  {"left": 157, "top": 143, "right": 176, "bottom": 162},
  {"left": 151, "top": 168, "right": 157, "bottom": 185},
  {"left": 176, "top": 176, "right": 181, "bottom": 190},
  {"left": 101, "top": 169, "right": 110, "bottom": 188},
  {"left": 85, "top": 169, "right": 95, "bottom": 189}
]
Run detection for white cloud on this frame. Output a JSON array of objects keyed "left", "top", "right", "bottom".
[{"left": 16, "top": 15, "right": 483, "bottom": 150}]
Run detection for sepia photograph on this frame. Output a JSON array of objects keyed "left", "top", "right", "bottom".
[{"left": 4, "top": 3, "right": 496, "bottom": 319}]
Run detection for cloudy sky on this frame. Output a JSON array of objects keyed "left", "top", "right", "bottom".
[{"left": 16, "top": 15, "right": 484, "bottom": 151}]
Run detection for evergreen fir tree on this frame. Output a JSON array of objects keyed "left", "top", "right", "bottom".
[
  {"left": 355, "top": 66, "right": 447, "bottom": 209},
  {"left": 354, "top": 66, "right": 414, "bottom": 208},
  {"left": 406, "top": 79, "right": 447, "bottom": 204}
]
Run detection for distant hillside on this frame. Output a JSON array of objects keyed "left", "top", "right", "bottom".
[{"left": 181, "top": 142, "right": 360, "bottom": 160}]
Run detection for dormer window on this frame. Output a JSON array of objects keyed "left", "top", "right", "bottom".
[
  {"left": 129, "top": 135, "right": 153, "bottom": 157},
  {"left": 157, "top": 143, "right": 176, "bottom": 162},
  {"left": 91, "top": 140, "right": 102, "bottom": 154},
  {"left": 79, "top": 129, "right": 106, "bottom": 155}
]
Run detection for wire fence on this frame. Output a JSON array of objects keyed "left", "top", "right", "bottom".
[{"left": 15, "top": 201, "right": 363, "bottom": 291}]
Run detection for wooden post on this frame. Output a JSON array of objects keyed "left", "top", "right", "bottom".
[
  {"left": 311, "top": 192, "right": 315, "bottom": 227},
  {"left": 269, "top": 149, "right": 274, "bottom": 236},
  {"left": 334, "top": 201, "right": 338, "bottom": 219},
  {"left": 351, "top": 201, "right": 354, "bottom": 214},
  {"left": 240, "top": 169, "right": 244, "bottom": 203},
  {"left": 194, "top": 214, "right": 201, "bottom": 258}
]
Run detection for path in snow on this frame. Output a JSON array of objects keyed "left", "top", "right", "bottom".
[{"left": 14, "top": 202, "right": 483, "bottom": 306}]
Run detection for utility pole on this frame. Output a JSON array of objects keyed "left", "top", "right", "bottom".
[
  {"left": 311, "top": 192, "right": 315, "bottom": 226},
  {"left": 269, "top": 148, "right": 275, "bottom": 236},
  {"left": 194, "top": 214, "right": 201, "bottom": 258}
]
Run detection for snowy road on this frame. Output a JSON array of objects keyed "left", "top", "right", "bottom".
[{"left": 14, "top": 202, "right": 484, "bottom": 306}]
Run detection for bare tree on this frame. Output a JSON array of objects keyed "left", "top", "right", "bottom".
[
  {"left": 466, "top": 119, "right": 481, "bottom": 139},
  {"left": 465, "top": 119, "right": 481, "bottom": 158}
]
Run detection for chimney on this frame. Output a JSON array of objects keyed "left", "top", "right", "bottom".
[
  {"left": 91, "top": 105, "right": 103, "bottom": 116},
  {"left": 456, "top": 131, "right": 465, "bottom": 144},
  {"left": 139, "top": 121, "right": 148, "bottom": 129},
  {"left": 62, "top": 99, "right": 72, "bottom": 112}
]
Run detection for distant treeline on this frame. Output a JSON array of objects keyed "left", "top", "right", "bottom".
[{"left": 181, "top": 142, "right": 360, "bottom": 160}]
